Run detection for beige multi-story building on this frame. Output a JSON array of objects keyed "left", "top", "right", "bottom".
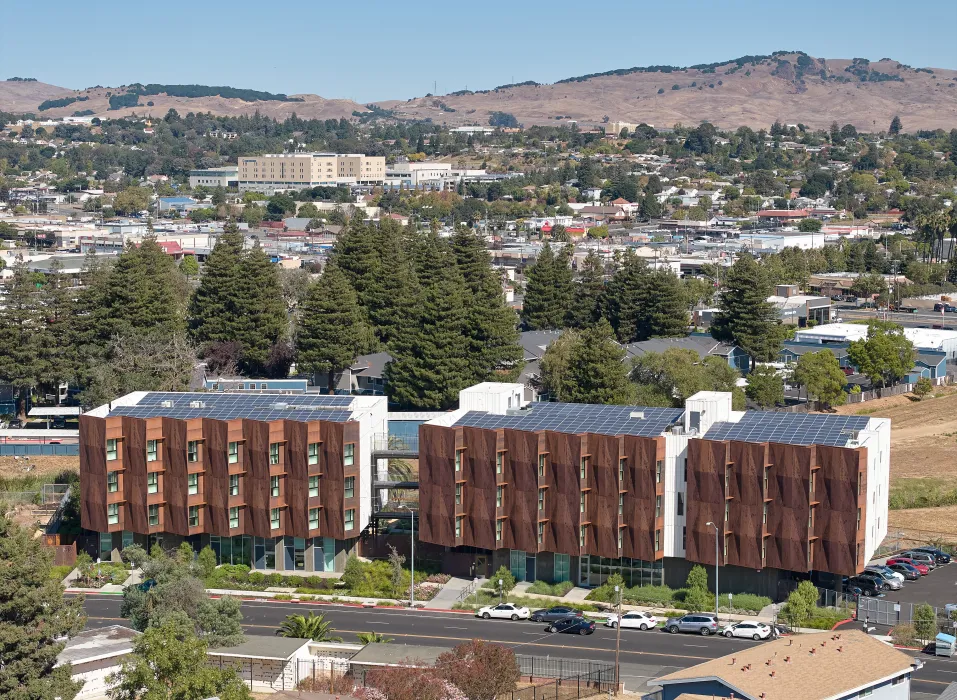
[{"left": 237, "top": 153, "right": 386, "bottom": 194}]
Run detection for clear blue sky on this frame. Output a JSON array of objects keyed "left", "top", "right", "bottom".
[{"left": 6, "top": 0, "right": 956, "bottom": 104}]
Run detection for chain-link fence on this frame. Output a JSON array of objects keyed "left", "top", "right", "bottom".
[{"left": 872, "top": 528, "right": 957, "bottom": 560}]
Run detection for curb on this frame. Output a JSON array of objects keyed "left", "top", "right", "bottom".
[
  {"left": 208, "top": 593, "right": 474, "bottom": 614},
  {"left": 831, "top": 618, "right": 854, "bottom": 631}
]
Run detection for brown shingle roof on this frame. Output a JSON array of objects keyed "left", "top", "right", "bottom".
[{"left": 655, "top": 631, "right": 912, "bottom": 700}]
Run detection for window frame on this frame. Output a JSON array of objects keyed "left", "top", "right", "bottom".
[
  {"left": 147, "top": 472, "right": 158, "bottom": 494},
  {"left": 309, "top": 507, "right": 319, "bottom": 530},
  {"left": 308, "top": 442, "right": 320, "bottom": 466},
  {"left": 148, "top": 504, "right": 159, "bottom": 526},
  {"left": 269, "top": 442, "right": 281, "bottom": 466},
  {"left": 187, "top": 440, "right": 199, "bottom": 463},
  {"left": 146, "top": 439, "right": 158, "bottom": 462},
  {"left": 308, "top": 475, "right": 319, "bottom": 498},
  {"left": 106, "top": 438, "right": 118, "bottom": 461},
  {"left": 188, "top": 472, "right": 199, "bottom": 495},
  {"left": 271, "top": 475, "right": 280, "bottom": 498},
  {"left": 344, "top": 476, "right": 355, "bottom": 499},
  {"left": 229, "top": 506, "right": 239, "bottom": 529},
  {"left": 107, "top": 502, "right": 119, "bottom": 525},
  {"left": 344, "top": 443, "right": 355, "bottom": 467},
  {"left": 345, "top": 508, "right": 355, "bottom": 531},
  {"left": 228, "top": 441, "right": 239, "bottom": 464},
  {"left": 229, "top": 474, "right": 240, "bottom": 496},
  {"left": 188, "top": 505, "right": 199, "bottom": 527},
  {"left": 270, "top": 507, "right": 280, "bottom": 530},
  {"left": 107, "top": 470, "right": 119, "bottom": 493}
]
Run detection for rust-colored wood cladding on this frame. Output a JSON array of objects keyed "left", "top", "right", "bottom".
[
  {"left": 319, "top": 421, "right": 345, "bottom": 540},
  {"left": 726, "top": 441, "right": 767, "bottom": 570},
  {"left": 587, "top": 434, "right": 621, "bottom": 559},
  {"left": 503, "top": 429, "right": 539, "bottom": 553},
  {"left": 418, "top": 424, "right": 456, "bottom": 547},
  {"left": 766, "top": 443, "right": 813, "bottom": 573},
  {"left": 79, "top": 415, "right": 108, "bottom": 533},
  {"left": 202, "top": 419, "right": 229, "bottom": 537},
  {"left": 242, "top": 419, "right": 271, "bottom": 539},
  {"left": 342, "top": 421, "right": 360, "bottom": 538},
  {"left": 544, "top": 431, "right": 581, "bottom": 557},
  {"left": 462, "top": 427, "right": 496, "bottom": 550},
  {"left": 814, "top": 446, "right": 867, "bottom": 576},
  {"left": 686, "top": 439, "right": 727, "bottom": 567},
  {"left": 283, "top": 420, "right": 308, "bottom": 538},
  {"left": 622, "top": 436, "right": 664, "bottom": 561},
  {"left": 162, "top": 418, "right": 189, "bottom": 537},
  {"left": 121, "top": 417, "right": 148, "bottom": 534}
]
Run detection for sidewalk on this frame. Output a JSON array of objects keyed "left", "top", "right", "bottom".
[{"left": 416, "top": 576, "right": 476, "bottom": 610}]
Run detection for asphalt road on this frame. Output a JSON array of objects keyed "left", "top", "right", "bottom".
[
  {"left": 76, "top": 593, "right": 955, "bottom": 695},
  {"left": 837, "top": 306, "right": 957, "bottom": 329}
]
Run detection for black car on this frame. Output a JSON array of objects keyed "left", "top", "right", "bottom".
[
  {"left": 886, "top": 562, "right": 921, "bottom": 580},
  {"left": 913, "top": 547, "right": 952, "bottom": 564},
  {"left": 844, "top": 575, "right": 883, "bottom": 597},
  {"left": 530, "top": 606, "right": 583, "bottom": 623},
  {"left": 546, "top": 616, "right": 595, "bottom": 635}
]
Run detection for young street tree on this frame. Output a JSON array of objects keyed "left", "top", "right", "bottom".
[
  {"left": 744, "top": 364, "right": 785, "bottom": 408},
  {"left": 0, "top": 515, "right": 86, "bottom": 700},
  {"left": 296, "top": 265, "right": 368, "bottom": 392},
  {"left": 520, "top": 242, "right": 573, "bottom": 330},
  {"left": 793, "top": 349, "right": 847, "bottom": 409},
  {"left": 848, "top": 323, "right": 917, "bottom": 389},
  {"left": 710, "top": 253, "right": 783, "bottom": 368}
]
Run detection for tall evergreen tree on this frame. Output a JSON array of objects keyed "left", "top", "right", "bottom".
[
  {"left": 567, "top": 250, "right": 606, "bottom": 329},
  {"left": 543, "top": 320, "right": 636, "bottom": 405},
  {"left": 888, "top": 115, "right": 902, "bottom": 135},
  {"left": 710, "top": 253, "right": 783, "bottom": 367},
  {"left": 36, "top": 259, "right": 78, "bottom": 396},
  {"left": 0, "top": 259, "right": 44, "bottom": 418},
  {"left": 189, "top": 222, "right": 287, "bottom": 374},
  {"left": 520, "top": 243, "right": 573, "bottom": 330},
  {"left": 385, "top": 232, "right": 471, "bottom": 409},
  {"left": 633, "top": 270, "right": 689, "bottom": 341},
  {"left": 451, "top": 227, "right": 523, "bottom": 381},
  {"left": 0, "top": 515, "right": 86, "bottom": 700},
  {"left": 296, "top": 265, "right": 367, "bottom": 393},
  {"left": 605, "top": 250, "right": 647, "bottom": 342}
]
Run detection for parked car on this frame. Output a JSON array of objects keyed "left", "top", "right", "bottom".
[
  {"left": 530, "top": 606, "right": 583, "bottom": 623},
  {"left": 886, "top": 557, "right": 929, "bottom": 575},
  {"left": 844, "top": 575, "right": 884, "bottom": 597},
  {"left": 476, "top": 603, "right": 530, "bottom": 621},
  {"left": 933, "top": 303, "right": 957, "bottom": 313},
  {"left": 862, "top": 569, "right": 902, "bottom": 590},
  {"left": 913, "top": 547, "right": 952, "bottom": 564},
  {"left": 663, "top": 614, "right": 719, "bottom": 636},
  {"left": 865, "top": 565, "right": 905, "bottom": 585},
  {"left": 886, "top": 562, "right": 921, "bottom": 580},
  {"left": 605, "top": 611, "right": 659, "bottom": 630},
  {"left": 721, "top": 621, "right": 772, "bottom": 640},
  {"left": 899, "top": 551, "right": 938, "bottom": 569},
  {"left": 546, "top": 616, "right": 596, "bottom": 635}
]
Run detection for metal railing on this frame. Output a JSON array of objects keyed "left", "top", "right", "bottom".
[
  {"left": 457, "top": 577, "right": 481, "bottom": 602},
  {"left": 372, "top": 433, "right": 419, "bottom": 455}
]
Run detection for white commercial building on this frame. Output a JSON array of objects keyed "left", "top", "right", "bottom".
[
  {"left": 795, "top": 323, "right": 957, "bottom": 359},
  {"left": 237, "top": 153, "right": 386, "bottom": 194},
  {"left": 189, "top": 166, "right": 239, "bottom": 189}
]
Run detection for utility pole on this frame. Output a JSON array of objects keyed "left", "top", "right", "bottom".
[
  {"left": 614, "top": 584, "right": 622, "bottom": 695},
  {"left": 706, "top": 521, "right": 720, "bottom": 625}
]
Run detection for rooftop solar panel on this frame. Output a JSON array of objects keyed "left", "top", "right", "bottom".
[
  {"left": 108, "top": 392, "right": 355, "bottom": 422},
  {"left": 704, "top": 412, "right": 871, "bottom": 447},
  {"left": 454, "top": 402, "right": 685, "bottom": 437}
]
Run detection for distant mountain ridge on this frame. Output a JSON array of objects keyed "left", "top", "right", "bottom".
[{"left": 3, "top": 52, "right": 956, "bottom": 130}]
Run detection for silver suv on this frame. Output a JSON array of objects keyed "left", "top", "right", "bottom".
[
  {"left": 864, "top": 568, "right": 902, "bottom": 590},
  {"left": 663, "top": 614, "right": 719, "bottom": 636}
]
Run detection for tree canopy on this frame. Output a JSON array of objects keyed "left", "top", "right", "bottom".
[{"left": 710, "top": 254, "right": 783, "bottom": 366}]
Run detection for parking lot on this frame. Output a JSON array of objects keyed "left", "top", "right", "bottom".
[{"left": 875, "top": 561, "right": 957, "bottom": 609}]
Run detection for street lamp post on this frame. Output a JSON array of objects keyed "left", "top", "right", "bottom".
[
  {"left": 614, "top": 584, "right": 622, "bottom": 696},
  {"left": 705, "top": 521, "right": 720, "bottom": 624},
  {"left": 499, "top": 578, "right": 504, "bottom": 605},
  {"left": 400, "top": 504, "right": 415, "bottom": 608}
]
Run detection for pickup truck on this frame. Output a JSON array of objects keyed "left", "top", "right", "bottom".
[{"left": 934, "top": 303, "right": 957, "bottom": 313}]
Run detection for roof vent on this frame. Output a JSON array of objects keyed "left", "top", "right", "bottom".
[
  {"left": 270, "top": 402, "right": 290, "bottom": 410},
  {"left": 189, "top": 400, "right": 206, "bottom": 409},
  {"left": 629, "top": 411, "right": 645, "bottom": 420},
  {"left": 160, "top": 400, "right": 174, "bottom": 408}
]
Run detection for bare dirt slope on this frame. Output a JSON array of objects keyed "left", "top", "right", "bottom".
[{"left": 379, "top": 55, "right": 957, "bottom": 131}]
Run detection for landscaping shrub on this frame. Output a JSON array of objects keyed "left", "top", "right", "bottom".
[
  {"left": 719, "top": 593, "right": 771, "bottom": 613},
  {"left": 426, "top": 573, "right": 452, "bottom": 584},
  {"left": 625, "top": 585, "right": 675, "bottom": 606},
  {"left": 891, "top": 623, "right": 919, "bottom": 647},
  {"left": 527, "top": 580, "right": 575, "bottom": 596},
  {"left": 49, "top": 565, "right": 74, "bottom": 582}
]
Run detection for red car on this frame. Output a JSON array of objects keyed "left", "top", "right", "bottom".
[{"left": 886, "top": 557, "right": 929, "bottom": 575}]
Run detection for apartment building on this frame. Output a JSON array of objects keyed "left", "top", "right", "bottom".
[
  {"left": 417, "top": 384, "right": 890, "bottom": 595},
  {"left": 79, "top": 392, "right": 386, "bottom": 571},
  {"left": 237, "top": 153, "right": 386, "bottom": 194}
]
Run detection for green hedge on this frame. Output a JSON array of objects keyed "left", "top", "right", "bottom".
[
  {"left": 526, "top": 580, "right": 575, "bottom": 596},
  {"left": 586, "top": 584, "right": 770, "bottom": 613}
]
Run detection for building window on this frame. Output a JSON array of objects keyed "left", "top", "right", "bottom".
[
  {"left": 271, "top": 508, "right": 280, "bottom": 530},
  {"left": 580, "top": 525, "right": 586, "bottom": 547},
  {"left": 810, "top": 472, "right": 816, "bottom": 499},
  {"left": 724, "top": 533, "right": 729, "bottom": 558},
  {"left": 187, "top": 441, "right": 199, "bottom": 463},
  {"left": 857, "top": 507, "right": 862, "bottom": 531},
  {"left": 764, "top": 467, "right": 770, "bottom": 493},
  {"left": 655, "top": 529, "right": 661, "bottom": 551},
  {"left": 147, "top": 472, "right": 158, "bottom": 494},
  {"left": 538, "top": 521, "right": 544, "bottom": 544},
  {"left": 455, "top": 483, "right": 463, "bottom": 505},
  {"left": 309, "top": 508, "right": 319, "bottom": 530},
  {"left": 188, "top": 506, "right": 199, "bottom": 527},
  {"left": 763, "top": 503, "right": 768, "bottom": 525},
  {"left": 656, "top": 460, "right": 663, "bottom": 483},
  {"left": 656, "top": 495, "right": 662, "bottom": 518},
  {"left": 455, "top": 450, "right": 462, "bottom": 472},
  {"left": 762, "top": 538, "right": 766, "bottom": 562},
  {"left": 539, "top": 488, "right": 545, "bottom": 511},
  {"left": 344, "top": 476, "right": 355, "bottom": 499},
  {"left": 496, "top": 485, "right": 504, "bottom": 508},
  {"left": 308, "top": 442, "right": 319, "bottom": 466},
  {"left": 271, "top": 476, "right": 280, "bottom": 498},
  {"left": 147, "top": 440, "right": 158, "bottom": 462},
  {"left": 580, "top": 457, "right": 587, "bottom": 480},
  {"left": 107, "top": 503, "right": 119, "bottom": 525},
  {"left": 187, "top": 473, "right": 198, "bottom": 495},
  {"left": 580, "top": 491, "right": 586, "bottom": 513},
  {"left": 618, "top": 528, "right": 623, "bottom": 550},
  {"left": 106, "top": 438, "right": 118, "bottom": 461},
  {"left": 229, "top": 506, "right": 239, "bottom": 529},
  {"left": 496, "top": 519, "right": 503, "bottom": 541},
  {"left": 228, "top": 441, "right": 239, "bottom": 464},
  {"left": 619, "top": 458, "right": 625, "bottom": 483},
  {"left": 229, "top": 474, "right": 239, "bottom": 496},
  {"left": 455, "top": 516, "right": 462, "bottom": 538},
  {"left": 725, "top": 465, "right": 730, "bottom": 492},
  {"left": 269, "top": 443, "right": 281, "bottom": 465},
  {"left": 309, "top": 475, "right": 319, "bottom": 498},
  {"left": 344, "top": 444, "right": 355, "bottom": 466},
  {"left": 538, "top": 454, "right": 545, "bottom": 477},
  {"left": 345, "top": 509, "right": 355, "bottom": 531},
  {"left": 859, "top": 472, "right": 864, "bottom": 496},
  {"left": 148, "top": 504, "right": 159, "bottom": 526},
  {"left": 677, "top": 493, "right": 684, "bottom": 516},
  {"left": 496, "top": 452, "right": 503, "bottom": 474},
  {"left": 724, "top": 500, "right": 729, "bottom": 522},
  {"left": 107, "top": 471, "right": 119, "bottom": 493},
  {"left": 619, "top": 494, "right": 624, "bottom": 516}
]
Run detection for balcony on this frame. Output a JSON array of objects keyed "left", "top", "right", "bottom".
[{"left": 372, "top": 434, "right": 419, "bottom": 459}]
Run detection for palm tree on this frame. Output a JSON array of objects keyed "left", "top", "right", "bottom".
[
  {"left": 276, "top": 612, "right": 343, "bottom": 641},
  {"left": 356, "top": 631, "right": 393, "bottom": 644}
]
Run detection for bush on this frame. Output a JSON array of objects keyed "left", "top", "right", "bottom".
[
  {"left": 527, "top": 580, "right": 575, "bottom": 597},
  {"left": 491, "top": 566, "right": 516, "bottom": 595},
  {"left": 249, "top": 572, "right": 266, "bottom": 586},
  {"left": 682, "top": 587, "right": 713, "bottom": 613},
  {"left": 121, "top": 544, "right": 149, "bottom": 568},
  {"left": 915, "top": 603, "right": 937, "bottom": 642},
  {"left": 49, "top": 564, "right": 74, "bottom": 582},
  {"left": 626, "top": 585, "right": 676, "bottom": 606},
  {"left": 891, "top": 623, "right": 919, "bottom": 647},
  {"left": 719, "top": 592, "right": 772, "bottom": 613},
  {"left": 426, "top": 573, "right": 452, "bottom": 584}
]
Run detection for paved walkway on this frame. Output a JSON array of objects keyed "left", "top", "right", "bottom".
[{"left": 427, "top": 576, "right": 478, "bottom": 609}]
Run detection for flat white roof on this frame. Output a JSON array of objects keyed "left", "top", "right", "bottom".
[
  {"left": 0, "top": 429, "right": 79, "bottom": 438},
  {"left": 28, "top": 407, "right": 81, "bottom": 417}
]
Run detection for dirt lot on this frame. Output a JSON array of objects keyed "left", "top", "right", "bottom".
[
  {"left": 0, "top": 456, "right": 79, "bottom": 480},
  {"left": 833, "top": 387, "right": 957, "bottom": 482}
]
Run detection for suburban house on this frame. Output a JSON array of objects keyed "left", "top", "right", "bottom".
[
  {"left": 755, "top": 208, "right": 809, "bottom": 224},
  {"left": 624, "top": 334, "right": 751, "bottom": 374}
]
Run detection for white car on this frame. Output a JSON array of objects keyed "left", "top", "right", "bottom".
[
  {"left": 721, "top": 621, "right": 772, "bottom": 640},
  {"left": 605, "top": 611, "right": 659, "bottom": 631},
  {"left": 476, "top": 603, "right": 530, "bottom": 620}
]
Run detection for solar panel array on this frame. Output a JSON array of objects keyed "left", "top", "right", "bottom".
[
  {"left": 455, "top": 402, "right": 685, "bottom": 437},
  {"left": 109, "top": 392, "right": 354, "bottom": 422},
  {"left": 704, "top": 412, "right": 872, "bottom": 447}
]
